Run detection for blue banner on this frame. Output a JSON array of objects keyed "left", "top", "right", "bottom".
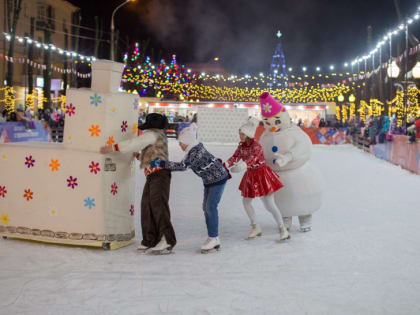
[{"left": 0, "top": 122, "right": 50, "bottom": 143}]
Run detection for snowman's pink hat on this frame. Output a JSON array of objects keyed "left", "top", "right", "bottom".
[{"left": 259, "top": 92, "right": 286, "bottom": 118}]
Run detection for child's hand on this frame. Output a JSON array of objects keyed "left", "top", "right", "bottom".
[
  {"left": 230, "top": 161, "right": 247, "bottom": 173},
  {"left": 274, "top": 152, "right": 292, "bottom": 167},
  {"left": 100, "top": 146, "right": 113, "bottom": 154},
  {"left": 150, "top": 157, "right": 165, "bottom": 168}
]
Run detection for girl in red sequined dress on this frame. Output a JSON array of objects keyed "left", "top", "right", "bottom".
[{"left": 226, "top": 118, "right": 290, "bottom": 241}]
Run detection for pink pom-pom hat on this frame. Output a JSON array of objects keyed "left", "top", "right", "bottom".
[{"left": 259, "top": 92, "right": 286, "bottom": 118}]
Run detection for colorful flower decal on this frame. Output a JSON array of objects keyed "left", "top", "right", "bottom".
[
  {"left": 25, "top": 155, "right": 35, "bottom": 168},
  {"left": 106, "top": 136, "right": 115, "bottom": 147},
  {"left": 1, "top": 213, "right": 10, "bottom": 225},
  {"left": 84, "top": 197, "right": 96, "bottom": 210},
  {"left": 49, "top": 159, "right": 61, "bottom": 171},
  {"left": 67, "top": 176, "right": 78, "bottom": 189},
  {"left": 129, "top": 204, "right": 134, "bottom": 216},
  {"left": 23, "top": 189, "right": 34, "bottom": 201},
  {"left": 90, "top": 93, "right": 102, "bottom": 107},
  {"left": 1, "top": 154, "right": 6, "bottom": 159},
  {"left": 132, "top": 123, "right": 138, "bottom": 134},
  {"left": 262, "top": 103, "right": 272, "bottom": 114},
  {"left": 65, "top": 103, "right": 76, "bottom": 116},
  {"left": 0, "top": 186, "right": 7, "bottom": 198},
  {"left": 111, "top": 183, "right": 118, "bottom": 195},
  {"left": 89, "top": 125, "right": 101, "bottom": 137},
  {"left": 50, "top": 209, "right": 57, "bottom": 216},
  {"left": 121, "top": 121, "right": 128, "bottom": 133},
  {"left": 89, "top": 161, "right": 101, "bottom": 174}
]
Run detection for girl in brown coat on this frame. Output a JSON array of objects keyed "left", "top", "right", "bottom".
[{"left": 100, "top": 113, "right": 176, "bottom": 254}]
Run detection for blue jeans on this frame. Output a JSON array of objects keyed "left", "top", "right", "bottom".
[{"left": 203, "top": 182, "right": 226, "bottom": 237}]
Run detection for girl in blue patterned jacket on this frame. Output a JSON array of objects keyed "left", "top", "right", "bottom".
[{"left": 151, "top": 124, "right": 229, "bottom": 253}]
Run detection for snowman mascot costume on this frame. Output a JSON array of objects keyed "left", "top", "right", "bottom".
[{"left": 258, "top": 92, "right": 324, "bottom": 232}]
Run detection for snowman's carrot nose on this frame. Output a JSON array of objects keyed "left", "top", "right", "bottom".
[{"left": 270, "top": 127, "right": 276, "bottom": 132}]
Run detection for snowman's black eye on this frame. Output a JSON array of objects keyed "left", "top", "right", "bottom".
[
  {"left": 264, "top": 120, "right": 271, "bottom": 126},
  {"left": 275, "top": 120, "right": 281, "bottom": 125}
]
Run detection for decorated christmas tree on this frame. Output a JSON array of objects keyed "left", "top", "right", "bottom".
[
  {"left": 269, "top": 30, "right": 288, "bottom": 88},
  {"left": 121, "top": 43, "right": 190, "bottom": 99}
]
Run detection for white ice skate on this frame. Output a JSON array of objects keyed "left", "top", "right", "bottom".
[
  {"left": 247, "top": 224, "right": 262, "bottom": 239},
  {"left": 283, "top": 217, "right": 292, "bottom": 231},
  {"left": 137, "top": 243, "right": 150, "bottom": 253},
  {"left": 298, "top": 214, "right": 312, "bottom": 233},
  {"left": 150, "top": 236, "right": 173, "bottom": 255},
  {"left": 279, "top": 225, "right": 291, "bottom": 242},
  {"left": 200, "top": 237, "right": 221, "bottom": 254}
]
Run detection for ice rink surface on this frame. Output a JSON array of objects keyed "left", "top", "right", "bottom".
[{"left": 1, "top": 141, "right": 420, "bottom": 315}]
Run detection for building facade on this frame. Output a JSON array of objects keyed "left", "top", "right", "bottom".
[{"left": 0, "top": 0, "right": 79, "bottom": 111}]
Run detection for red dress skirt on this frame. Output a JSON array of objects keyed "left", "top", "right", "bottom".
[{"left": 239, "top": 165, "right": 283, "bottom": 198}]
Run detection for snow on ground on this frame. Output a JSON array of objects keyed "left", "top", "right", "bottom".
[{"left": 1, "top": 141, "right": 420, "bottom": 315}]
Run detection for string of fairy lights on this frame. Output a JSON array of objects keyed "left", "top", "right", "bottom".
[
  {"left": 3, "top": 4, "right": 420, "bottom": 77},
  {"left": 121, "top": 41, "right": 361, "bottom": 103},
  {"left": 2, "top": 32, "right": 96, "bottom": 61},
  {"left": 2, "top": 6, "right": 420, "bottom": 125}
]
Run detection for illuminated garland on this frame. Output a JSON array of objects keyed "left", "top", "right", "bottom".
[
  {"left": 121, "top": 42, "right": 357, "bottom": 102},
  {"left": 0, "top": 87, "right": 66, "bottom": 112},
  {"left": 349, "top": 103, "right": 356, "bottom": 120},
  {"left": 341, "top": 105, "right": 348, "bottom": 123},
  {"left": 3, "top": 86, "right": 15, "bottom": 113},
  {"left": 407, "top": 86, "right": 420, "bottom": 121},
  {"left": 370, "top": 99, "right": 384, "bottom": 117},
  {"left": 387, "top": 91, "right": 404, "bottom": 127},
  {"left": 358, "top": 100, "right": 368, "bottom": 122},
  {"left": 336, "top": 104, "right": 341, "bottom": 121}
]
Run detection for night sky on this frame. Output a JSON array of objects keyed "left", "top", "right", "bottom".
[{"left": 68, "top": 0, "right": 417, "bottom": 74}]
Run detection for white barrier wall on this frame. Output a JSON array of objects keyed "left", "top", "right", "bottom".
[
  {"left": 0, "top": 60, "right": 138, "bottom": 249},
  {"left": 197, "top": 107, "right": 249, "bottom": 143}
]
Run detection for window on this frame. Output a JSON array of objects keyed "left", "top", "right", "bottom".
[
  {"left": 37, "top": 3, "right": 47, "bottom": 21},
  {"left": 23, "top": 3, "right": 30, "bottom": 17},
  {"left": 36, "top": 3, "right": 55, "bottom": 31}
]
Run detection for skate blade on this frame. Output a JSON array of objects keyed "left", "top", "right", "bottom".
[
  {"left": 150, "top": 247, "right": 173, "bottom": 255},
  {"left": 200, "top": 245, "right": 220, "bottom": 254},
  {"left": 245, "top": 233, "right": 262, "bottom": 240},
  {"left": 300, "top": 227, "right": 312, "bottom": 233},
  {"left": 277, "top": 235, "right": 291, "bottom": 243},
  {"left": 137, "top": 247, "right": 151, "bottom": 254}
]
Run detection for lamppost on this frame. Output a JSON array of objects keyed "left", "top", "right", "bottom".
[{"left": 111, "top": 0, "right": 135, "bottom": 61}]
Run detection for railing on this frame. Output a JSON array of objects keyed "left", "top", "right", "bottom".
[
  {"left": 352, "top": 134, "right": 370, "bottom": 152},
  {"left": 50, "top": 126, "right": 64, "bottom": 142}
]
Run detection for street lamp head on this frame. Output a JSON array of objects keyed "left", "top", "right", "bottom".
[
  {"left": 412, "top": 61, "right": 420, "bottom": 79},
  {"left": 387, "top": 60, "right": 400, "bottom": 78}
]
